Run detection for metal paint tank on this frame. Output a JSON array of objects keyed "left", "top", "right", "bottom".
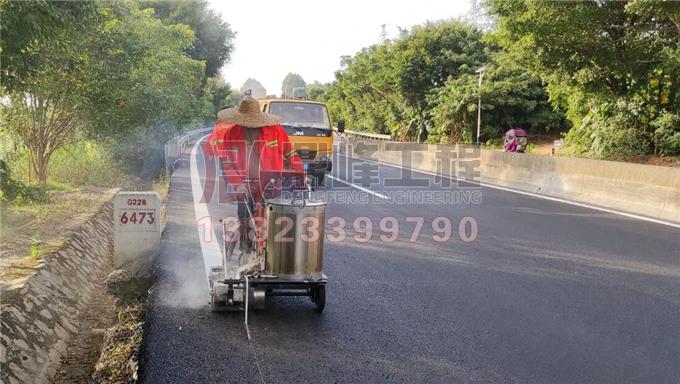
[{"left": 264, "top": 193, "right": 326, "bottom": 279}]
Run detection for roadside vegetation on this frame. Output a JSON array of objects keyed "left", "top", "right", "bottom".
[
  {"left": 311, "top": 0, "right": 680, "bottom": 161},
  {"left": 0, "top": 0, "right": 236, "bottom": 279},
  {"left": 1, "top": 1, "right": 235, "bottom": 381}
]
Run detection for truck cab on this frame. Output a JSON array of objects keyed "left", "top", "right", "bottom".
[{"left": 258, "top": 98, "right": 334, "bottom": 185}]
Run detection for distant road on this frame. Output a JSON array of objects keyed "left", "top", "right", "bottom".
[{"left": 140, "top": 137, "right": 680, "bottom": 383}]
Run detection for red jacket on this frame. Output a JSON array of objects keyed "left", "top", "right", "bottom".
[
  {"left": 214, "top": 124, "right": 303, "bottom": 186},
  {"left": 204, "top": 121, "right": 234, "bottom": 157}
]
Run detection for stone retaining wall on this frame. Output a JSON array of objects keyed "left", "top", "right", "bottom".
[
  {"left": 0, "top": 203, "right": 113, "bottom": 384},
  {"left": 349, "top": 140, "right": 680, "bottom": 224}
]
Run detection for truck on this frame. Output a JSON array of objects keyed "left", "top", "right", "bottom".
[{"left": 258, "top": 98, "right": 340, "bottom": 185}]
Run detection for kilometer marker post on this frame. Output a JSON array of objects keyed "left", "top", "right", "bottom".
[{"left": 113, "top": 191, "right": 161, "bottom": 274}]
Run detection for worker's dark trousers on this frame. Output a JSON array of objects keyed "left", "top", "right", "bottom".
[{"left": 237, "top": 197, "right": 256, "bottom": 251}]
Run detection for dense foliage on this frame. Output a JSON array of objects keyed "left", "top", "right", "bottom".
[
  {"left": 206, "top": 76, "right": 237, "bottom": 112},
  {"left": 316, "top": 2, "right": 678, "bottom": 158},
  {"left": 139, "top": 0, "right": 235, "bottom": 78},
  {"left": 306, "top": 81, "right": 326, "bottom": 101},
  {"left": 316, "top": 21, "right": 567, "bottom": 143},
  {"left": 429, "top": 55, "right": 569, "bottom": 144},
  {"left": 0, "top": 159, "right": 48, "bottom": 203},
  {"left": 0, "top": 0, "right": 97, "bottom": 92},
  {"left": 0, "top": 0, "right": 236, "bottom": 183},
  {"left": 486, "top": 0, "right": 680, "bottom": 158}
]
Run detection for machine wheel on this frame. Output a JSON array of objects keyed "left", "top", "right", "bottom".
[
  {"left": 210, "top": 291, "right": 223, "bottom": 312},
  {"left": 249, "top": 287, "right": 266, "bottom": 311},
  {"left": 312, "top": 285, "right": 325, "bottom": 313}
]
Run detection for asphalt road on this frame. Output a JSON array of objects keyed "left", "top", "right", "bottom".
[{"left": 140, "top": 139, "right": 680, "bottom": 384}]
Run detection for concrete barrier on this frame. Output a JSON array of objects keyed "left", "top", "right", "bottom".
[
  {"left": 0, "top": 202, "right": 114, "bottom": 384},
  {"left": 480, "top": 151, "right": 680, "bottom": 223},
  {"left": 350, "top": 140, "right": 680, "bottom": 224}
]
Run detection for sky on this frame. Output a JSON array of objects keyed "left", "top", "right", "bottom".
[{"left": 209, "top": 0, "right": 472, "bottom": 96}]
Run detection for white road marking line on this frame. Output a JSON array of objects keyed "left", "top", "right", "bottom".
[
  {"left": 190, "top": 135, "right": 223, "bottom": 281},
  {"left": 327, "top": 174, "right": 390, "bottom": 199},
  {"left": 338, "top": 152, "right": 680, "bottom": 229}
]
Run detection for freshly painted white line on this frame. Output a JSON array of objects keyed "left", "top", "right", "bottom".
[
  {"left": 327, "top": 174, "right": 390, "bottom": 199},
  {"left": 338, "top": 152, "right": 680, "bottom": 229},
  {"left": 190, "top": 135, "right": 223, "bottom": 280}
]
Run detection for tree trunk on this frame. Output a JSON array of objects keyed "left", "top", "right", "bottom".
[
  {"left": 28, "top": 146, "right": 52, "bottom": 184},
  {"left": 36, "top": 153, "right": 49, "bottom": 184},
  {"left": 7, "top": 92, "right": 78, "bottom": 185}
]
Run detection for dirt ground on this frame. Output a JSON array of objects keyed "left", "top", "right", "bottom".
[
  {"left": 50, "top": 178, "right": 167, "bottom": 383},
  {"left": 632, "top": 155, "right": 680, "bottom": 167},
  {"left": 1, "top": 178, "right": 168, "bottom": 383},
  {"left": 1, "top": 175, "right": 170, "bottom": 287},
  {"left": 53, "top": 276, "right": 116, "bottom": 384},
  {"left": 0, "top": 187, "right": 118, "bottom": 286},
  {"left": 514, "top": 137, "right": 680, "bottom": 167},
  {"left": 531, "top": 138, "right": 559, "bottom": 156}
]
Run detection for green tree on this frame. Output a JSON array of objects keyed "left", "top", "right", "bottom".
[
  {"left": 393, "top": 21, "right": 488, "bottom": 140},
  {"left": 306, "top": 81, "right": 326, "bottom": 101},
  {"left": 326, "top": 45, "right": 403, "bottom": 136},
  {"left": 81, "top": 3, "right": 206, "bottom": 135},
  {"left": 2, "top": 63, "right": 83, "bottom": 183},
  {"left": 205, "top": 76, "right": 236, "bottom": 113},
  {"left": 0, "top": 0, "right": 97, "bottom": 92},
  {"left": 2, "top": 1, "right": 208, "bottom": 182},
  {"left": 320, "top": 19, "right": 567, "bottom": 143},
  {"left": 429, "top": 57, "right": 568, "bottom": 144},
  {"left": 139, "top": 0, "right": 235, "bottom": 77},
  {"left": 328, "top": 21, "right": 491, "bottom": 140},
  {"left": 281, "top": 73, "right": 306, "bottom": 98},
  {"left": 1, "top": 0, "right": 98, "bottom": 183},
  {"left": 394, "top": 22, "right": 487, "bottom": 110},
  {"left": 486, "top": 0, "right": 680, "bottom": 156}
]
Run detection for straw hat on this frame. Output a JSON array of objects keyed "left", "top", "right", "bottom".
[
  {"left": 218, "top": 96, "right": 280, "bottom": 128},
  {"left": 217, "top": 107, "right": 236, "bottom": 121}
]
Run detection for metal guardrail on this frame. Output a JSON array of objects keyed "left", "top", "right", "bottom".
[
  {"left": 164, "top": 127, "right": 212, "bottom": 174},
  {"left": 334, "top": 127, "right": 392, "bottom": 141}
]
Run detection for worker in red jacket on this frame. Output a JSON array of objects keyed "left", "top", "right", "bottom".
[
  {"left": 199, "top": 108, "right": 235, "bottom": 206},
  {"left": 204, "top": 107, "right": 235, "bottom": 157},
  {"left": 216, "top": 96, "right": 304, "bottom": 250}
]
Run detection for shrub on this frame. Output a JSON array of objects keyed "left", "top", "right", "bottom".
[
  {"left": 107, "top": 125, "right": 173, "bottom": 181},
  {"left": 47, "top": 141, "right": 128, "bottom": 187},
  {"left": 0, "top": 160, "right": 49, "bottom": 203},
  {"left": 564, "top": 99, "right": 653, "bottom": 159},
  {"left": 8, "top": 138, "right": 132, "bottom": 189},
  {"left": 653, "top": 112, "right": 680, "bottom": 156}
]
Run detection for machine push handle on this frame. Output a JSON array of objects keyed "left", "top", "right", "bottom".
[{"left": 263, "top": 176, "right": 311, "bottom": 207}]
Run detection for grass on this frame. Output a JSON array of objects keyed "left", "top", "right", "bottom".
[
  {"left": 153, "top": 171, "right": 171, "bottom": 229},
  {"left": 1, "top": 137, "right": 172, "bottom": 283},
  {"left": 1, "top": 187, "right": 118, "bottom": 282},
  {"left": 11, "top": 140, "right": 133, "bottom": 188},
  {"left": 153, "top": 171, "right": 170, "bottom": 201},
  {"left": 91, "top": 301, "right": 147, "bottom": 383},
  {"left": 1, "top": 140, "right": 133, "bottom": 283},
  {"left": 0, "top": 257, "right": 40, "bottom": 282},
  {"left": 30, "top": 236, "right": 42, "bottom": 260},
  {"left": 13, "top": 193, "right": 100, "bottom": 223}
]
